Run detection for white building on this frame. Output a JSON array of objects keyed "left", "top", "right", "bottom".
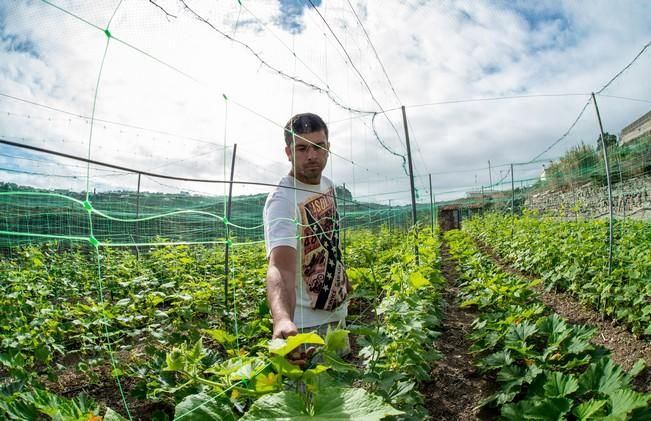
[{"left": 620, "top": 109, "right": 651, "bottom": 145}]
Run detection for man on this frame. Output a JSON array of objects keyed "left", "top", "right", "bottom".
[{"left": 263, "top": 112, "right": 350, "bottom": 341}]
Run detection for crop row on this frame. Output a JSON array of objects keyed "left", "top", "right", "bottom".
[
  {"left": 0, "top": 228, "right": 443, "bottom": 420},
  {"left": 444, "top": 228, "right": 650, "bottom": 419},
  {"left": 464, "top": 213, "right": 651, "bottom": 337}
]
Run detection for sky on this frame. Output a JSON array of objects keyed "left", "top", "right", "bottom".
[{"left": 0, "top": 0, "right": 650, "bottom": 205}]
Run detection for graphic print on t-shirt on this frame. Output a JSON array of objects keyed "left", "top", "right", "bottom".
[{"left": 300, "top": 187, "right": 348, "bottom": 311}]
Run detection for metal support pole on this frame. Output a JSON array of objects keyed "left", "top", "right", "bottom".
[
  {"left": 342, "top": 182, "right": 347, "bottom": 251},
  {"left": 510, "top": 164, "right": 515, "bottom": 238},
  {"left": 591, "top": 93, "right": 613, "bottom": 276},
  {"left": 481, "top": 185, "right": 485, "bottom": 217},
  {"left": 510, "top": 164, "right": 515, "bottom": 218},
  {"left": 433, "top": 194, "right": 437, "bottom": 229},
  {"left": 429, "top": 174, "right": 434, "bottom": 235},
  {"left": 224, "top": 144, "right": 237, "bottom": 307},
  {"left": 401, "top": 105, "right": 419, "bottom": 264},
  {"left": 488, "top": 160, "right": 493, "bottom": 191},
  {"left": 135, "top": 172, "right": 141, "bottom": 240}
]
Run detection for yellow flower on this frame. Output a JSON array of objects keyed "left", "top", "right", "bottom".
[{"left": 255, "top": 372, "right": 280, "bottom": 392}]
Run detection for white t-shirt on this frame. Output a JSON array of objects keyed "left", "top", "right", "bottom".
[{"left": 263, "top": 175, "right": 348, "bottom": 328}]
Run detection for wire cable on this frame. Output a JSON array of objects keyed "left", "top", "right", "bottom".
[{"left": 305, "top": 0, "right": 408, "bottom": 173}]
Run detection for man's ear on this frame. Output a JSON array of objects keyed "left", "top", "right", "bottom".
[{"left": 285, "top": 145, "right": 292, "bottom": 161}]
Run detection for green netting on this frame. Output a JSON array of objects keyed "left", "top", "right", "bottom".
[{"left": 1, "top": 0, "right": 650, "bottom": 419}]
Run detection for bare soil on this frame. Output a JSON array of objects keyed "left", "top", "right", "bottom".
[
  {"left": 475, "top": 240, "right": 651, "bottom": 393},
  {"left": 421, "top": 242, "right": 496, "bottom": 420},
  {"left": 44, "top": 351, "right": 174, "bottom": 420}
]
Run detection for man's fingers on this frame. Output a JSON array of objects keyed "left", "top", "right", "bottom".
[
  {"left": 272, "top": 320, "right": 298, "bottom": 339},
  {"left": 284, "top": 327, "right": 298, "bottom": 338}
]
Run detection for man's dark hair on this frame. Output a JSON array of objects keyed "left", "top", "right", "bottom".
[{"left": 284, "top": 113, "right": 328, "bottom": 146}]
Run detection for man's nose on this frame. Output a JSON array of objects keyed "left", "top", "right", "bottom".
[{"left": 306, "top": 146, "right": 320, "bottom": 159}]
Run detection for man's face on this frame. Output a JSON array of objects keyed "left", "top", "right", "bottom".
[{"left": 285, "top": 130, "right": 329, "bottom": 185}]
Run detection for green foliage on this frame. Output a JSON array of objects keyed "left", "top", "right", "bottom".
[
  {"left": 242, "top": 388, "right": 403, "bottom": 420},
  {"left": 444, "top": 228, "right": 651, "bottom": 419},
  {"left": 269, "top": 333, "right": 325, "bottom": 357},
  {"left": 0, "top": 228, "right": 443, "bottom": 420},
  {"left": 543, "top": 142, "right": 600, "bottom": 190},
  {"left": 174, "top": 393, "right": 235, "bottom": 421},
  {"left": 536, "top": 133, "right": 651, "bottom": 191},
  {"left": 466, "top": 213, "right": 651, "bottom": 336}
]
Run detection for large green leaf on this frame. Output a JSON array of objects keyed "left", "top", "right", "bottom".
[
  {"left": 269, "top": 333, "right": 325, "bottom": 357},
  {"left": 322, "top": 351, "right": 358, "bottom": 374},
  {"left": 537, "top": 314, "right": 571, "bottom": 347},
  {"left": 478, "top": 350, "right": 513, "bottom": 372},
  {"left": 578, "top": 359, "right": 630, "bottom": 396},
  {"left": 408, "top": 271, "right": 430, "bottom": 288},
  {"left": 164, "top": 348, "right": 186, "bottom": 372},
  {"left": 311, "top": 388, "right": 403, "bottom": 419},
  {"left": 572, "top": 399, "right": 607, "bottom": 420},
  {"left": 628, "top": 359, "right": 646, "bottom": 378},
  {"left": 543, "top": 372, "right": 578, "bottom": 398},
  {"left": 242, "top": 388, "right": 403, "bottom": 420},
  {"left": 501, "top": 397, "right": 571, "bottom": 420},
  {"left": 0, "top": 398, "right": 38, "bottom": 420},
  {"left": 504, "top": 321, "right": 537, "bottom": 354},
  {"left": 324, "top": 329, "right": 349, "bottom": 354},
  {"left": 104, "top": 407, "right": 128, "bottom": 421},
  {"left": 202, "top": 329, "right": 237, "bottom": 346},
  {"left": 173, "top": 393, "right": 236, "bottom": 421},
  {"left": 608, "top": 389, "right": 650, "bottom": 417},
  {"left": 270, "top": 356, "right": 304, "bottom": 380},
  {"left": 241, "top": 390, "right": 309, "bottom": 420}
]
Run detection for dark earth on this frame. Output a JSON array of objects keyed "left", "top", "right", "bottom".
[{"left": 421, "top": 242, "right": 495, "bottom": 420}]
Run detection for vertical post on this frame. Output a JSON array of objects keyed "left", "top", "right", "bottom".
[
  {"left": 224, "top": 144, "right": 237, "bottom": 307},
  {"left": 342, "top": 182, "right": 347, "bottom": 251},
  {"left": 480, "top": 185, "right": 485, "bottom": 217},
  {"left": 616, "top": 144, "right": 625, "bottom": 218},
  {"left": 401, "top": 105, "right": 419, "bottom": 264},
  {"left": 510, "top": 164, "right": 515, "bottom": 238},
  {"left": 135, "top": 172, "right": 141, "bottom": 241},
  {"left": 510, "top": 164, "right": 515, "bottom": 218},
  {"left": 429, "top": 174, "right": 434, "bottom": 235},
  {"left": 591, "top": 93, "right": 613, "bottom": 276},
  {"left": 433, "top": 193, "right": 437, "bottom": 229},
  {"left": 388, "top": 199, "right": 392, "bottom": 232},
  {"left": 488, "top": 160, "right": 493, "bottom": 191}
]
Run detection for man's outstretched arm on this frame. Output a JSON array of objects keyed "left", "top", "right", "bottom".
[{"left": 267, "top": 245, "right": 298, "bottom": 339}]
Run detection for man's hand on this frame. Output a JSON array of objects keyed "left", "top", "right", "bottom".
[{"left": 272, "top": 318, "right": 298, "bottom": 339}]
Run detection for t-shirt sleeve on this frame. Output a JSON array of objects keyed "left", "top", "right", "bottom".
[{"left": 264, "top": 189, "right": 297, "bottom": 258}]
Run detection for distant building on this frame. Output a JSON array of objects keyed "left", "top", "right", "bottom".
[{"left": 620, "top": 109, "right": 651, "bottom": 145}]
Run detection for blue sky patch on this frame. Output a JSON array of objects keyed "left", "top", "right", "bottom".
[
  {"left": 0, "top": 3, "right": 40, "bottom": 59},
  {"left": 275, "top": 0, "right": 321, "bottom": 34},
  {"left": 1, "top": 32, "right": 40, "bottom": 59}
]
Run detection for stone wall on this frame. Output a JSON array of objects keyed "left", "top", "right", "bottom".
[{"left": 525, "top": 174, "right": 651, "bottom": 219}]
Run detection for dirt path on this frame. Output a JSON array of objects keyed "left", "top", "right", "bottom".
[
  {"left": 475, "top": 240, "right": 651, "bottom": 392},
  {"left": 422, "top": 242, "right": 494, "bottom": 420}
]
